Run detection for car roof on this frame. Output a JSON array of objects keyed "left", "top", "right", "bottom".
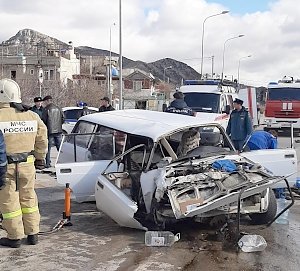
[{"left": 79, "top": 109, "right": 220, "bottom": 141}]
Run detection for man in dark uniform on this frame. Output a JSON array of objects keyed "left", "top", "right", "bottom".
[
  {"left": 99, "top": 97, "right": 115, "bottom": 112},
  {"left": 165, "top": 91, "right": 195, "bottom": 116},
  {"left": 226, "top": 98, "right": 253, "bottom": 151},
  {"left": 30, "top": 97, "right": 44, "bottom": 118}
]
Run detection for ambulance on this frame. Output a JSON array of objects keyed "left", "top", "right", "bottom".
[{"left": 180, "top": 79, "right": 259, "bottom": 129}]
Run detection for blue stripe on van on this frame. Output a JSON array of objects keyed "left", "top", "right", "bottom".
[{"left": 64, "top": 119, "right": 77, "bottom": 123}]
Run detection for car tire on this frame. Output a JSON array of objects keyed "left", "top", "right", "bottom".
[{"left": 249, "top": 189, "right": 277, "bottom": 225}]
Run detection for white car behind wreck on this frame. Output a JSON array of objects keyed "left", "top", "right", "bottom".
[{"left": 55, "top": 110, "right": 297, "bottom": 230}]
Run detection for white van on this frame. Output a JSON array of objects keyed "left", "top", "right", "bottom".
[{"left": 179, "top": 79, "right": 238, "bottom": 129}]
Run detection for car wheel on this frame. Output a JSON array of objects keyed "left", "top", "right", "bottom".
[{"left": 249, "top": 189, "right": 277, "bottom": 225}]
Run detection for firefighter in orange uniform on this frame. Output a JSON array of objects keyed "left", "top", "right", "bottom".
[{"left": 0, "top": 79, "right": 48, "bottom": 248}]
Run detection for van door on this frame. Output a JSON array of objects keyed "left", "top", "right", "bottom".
[{"left": 55, "top": 121, "right": 126, "bottom": 202}]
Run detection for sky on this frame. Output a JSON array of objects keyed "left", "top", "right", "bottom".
[{"left": 0, "top": 0, "right": 299, "bottom": 87}]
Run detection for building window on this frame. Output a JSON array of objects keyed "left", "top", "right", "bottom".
[
  {"left": 30, "top": 69, "right": 34, "bottom": 75},
  {"left": 133, "top": 81, "right": 142, "bottom": 91},
  {"left": 49, "top": 69, "right": 54, "bottom": 80},
  {"left": 44, "top": 69, "right": 55, "bottom": 80},
  {"left": 10, "top": 70, "right": 16, "bottom": 80},
  {"left": 44, "top": 71, "right": 49, "bottom": 80}
]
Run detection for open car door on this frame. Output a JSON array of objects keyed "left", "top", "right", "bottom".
[
  {"left": 95, "top": 144, "right": 147, "bottom": 230},
  {"left": 241, "top": 148, "right": 297, "bottom": 188}
]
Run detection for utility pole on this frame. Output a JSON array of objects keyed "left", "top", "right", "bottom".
[
  {"left": 119, "top": 0, "right": 123, "bottom": 109},
  {"left": 1, "top": 42, "right": 4, "bottom": 78}
]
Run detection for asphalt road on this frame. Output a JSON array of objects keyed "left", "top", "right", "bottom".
[{"left": 0, "top": 132, "right": 300, "bottom": 271}]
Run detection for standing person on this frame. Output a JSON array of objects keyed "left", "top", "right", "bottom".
[
  {"left": 42, "top": 95, "right": 64, "bottom": 168},
  {"left": 81, "top": 104, "right": 90, "bottom": 116},
  {"left": 99, "top": 96, "right": 115, "bottom": 112},
  {"left": 165, "top": 91, "right": 195, "bottom": 116},
  {"left": 226, "top": 98, "right": 253, "bottom": 151},
  {"left": 0, "top": 78, "right": 47, "bottom": 248},
  {"left": 30, "top": 96, "right": 44, "bottom": 118},
  {"left": 246, "top": 130, "right": 278, "bottom": 150}
]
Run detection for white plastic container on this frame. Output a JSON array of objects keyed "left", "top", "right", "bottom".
[
  {"left": 145, "top": 231, "right": 180, "bottom": 247},
  {"left": 275, "top": 198, "right": 289, "bottom": 225},
  {"left": 238, "top": 235, "right": 267, "bottom": 252}
]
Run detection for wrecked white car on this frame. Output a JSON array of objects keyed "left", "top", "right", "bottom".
[{"left": 55, "top": 110, "right": 297, "bottom": 230}]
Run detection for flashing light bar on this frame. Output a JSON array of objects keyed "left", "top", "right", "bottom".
[{"left": 184, "top": 80, "right": 219, "bottom": 86}]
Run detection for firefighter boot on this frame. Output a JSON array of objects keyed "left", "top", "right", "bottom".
[
  {"left": 27, "top": 234, "right": 38, "bottom": 245},
  {"left": 0, "top": 237, "right": 21, "bottom": 248}
]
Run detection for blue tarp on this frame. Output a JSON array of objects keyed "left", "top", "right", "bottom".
[{"left": 212, "top": 159, "right": 237, "bottom": 173}]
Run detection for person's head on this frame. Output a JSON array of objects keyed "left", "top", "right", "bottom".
[
  {"left": 269, "top": 129, "right": 278, "bottom": 138},
  {"left": 173, "top": 91, "right": 184, "bottom": 100},
  {"left": 0, "top": 78, "right": 22, "bottom": 104},
  {"left": 34, "top": 96, "right": 43, "bottom": 108},
  {"left": 42, "top": 95, "right": 53, "bottom": 106},
  {"left": 179, "top": 129, "right": 201, "bottom": 156},
  {"left": 100, "top": 96, "right": 110, "bottom": 107},
  {"left": 233, "top": 98, "right": 243, "bottom": 110}
]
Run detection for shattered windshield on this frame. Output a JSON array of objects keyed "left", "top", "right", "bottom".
[
  {"left": 268, "top": 88, "right": 300, "bottom": 101},
  {"left": 153, "top": 125, "right": 234, "bottom": 166},
  {"left": 184, "top": 93, "right": 220, "bottom": 113}
]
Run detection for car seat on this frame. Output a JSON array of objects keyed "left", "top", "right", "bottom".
[{"left": 200, "top": 132, "right": 221, "bottom": 146}]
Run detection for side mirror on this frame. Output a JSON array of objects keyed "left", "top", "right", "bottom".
[{"left": 222, "top": 105, "right": 231, "bottom": 115}]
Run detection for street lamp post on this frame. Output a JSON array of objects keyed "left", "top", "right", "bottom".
[
  {"left": 1, "top": 42, "right": 3, "bottom": 78},
  {"left": 119, "top": 0, "right": 123, "bottom": 110},
  {"left": 237, "top": 55, "right": 251, "bottom": 88},
  {"left": 108, "top": 23, "right": 116, "bottom": 102},
  {"left": 221, "top": 34, "right": 244, "bottom": 81},
  {"left": 163, "top": 66, "right": 172, "bottom": 82},
  {"left": 200, "top": 10, "right": 229, "bottom": 79}
]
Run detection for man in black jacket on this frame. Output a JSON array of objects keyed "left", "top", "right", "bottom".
[
  {"left": 99, "top": 97, "right": 115, "bottom": 112},
  {"left": 42, "top": 95, "right": 64, "bottom": 168},
  {"left": 165, "top": 91, "right": 195, "bottom": 116}
]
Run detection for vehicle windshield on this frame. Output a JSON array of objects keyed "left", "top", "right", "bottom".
[
  {"left": 149, "top": 124, "right": 234, "bottom": 170},
  {"left": 64, "top": 109, "right": 82, "bottom": 120},
  {"left": 184, "top": 93, "right": 220, "bottom": 113},
  {"left": 267, "top": 88, "right": 300, "bottom": 101}
]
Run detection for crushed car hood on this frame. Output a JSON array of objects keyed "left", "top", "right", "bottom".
[{"left": 155, "top": 154, "right": 285, "bottom": 219}]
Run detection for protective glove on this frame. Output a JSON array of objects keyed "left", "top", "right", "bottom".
[{"left": 34, "top": 159, "right": 45, "bottom": 170}]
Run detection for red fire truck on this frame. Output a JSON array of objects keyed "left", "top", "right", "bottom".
[{"left": 264, "top": 76, "right": 300, "bottom": 133}]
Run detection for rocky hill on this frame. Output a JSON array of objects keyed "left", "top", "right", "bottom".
[
  {"left": 76, "top": 46, "right": 200, "bottom": 86},
  {"left": 4, "top": 29, "right": 70, "bottom": 56},
  {"left": 3, "top": 29, "right": 200, "bottom": 85}
]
